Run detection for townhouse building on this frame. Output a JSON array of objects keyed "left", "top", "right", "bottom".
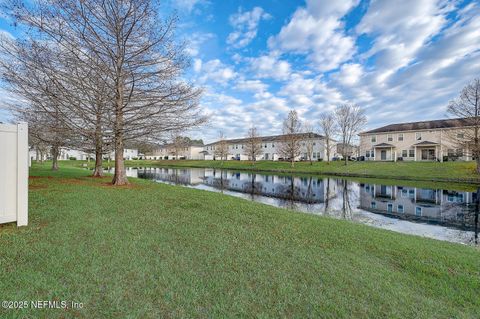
[
  {"left": 359, "top": 118, "right": 473, "bottom": 161},
  {"left": 202, "top": 133, "right": 330, "bottom": 161},
  {"left": 29, "top": 148, "right": 139, "bottom": 161},
  {"left": 145, "top": 142, "right": 204, "bottom": 160}
]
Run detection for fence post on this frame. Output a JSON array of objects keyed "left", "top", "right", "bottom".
[{"left": 16, "top": 123, "right": 28, "bottom": 226}]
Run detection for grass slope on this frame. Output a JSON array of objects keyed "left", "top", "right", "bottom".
[
  {"left": 0, "top": 163, "right": 479, "bottom": 318},
  {"left": 115, "top": 159, "right": 480, "bottom": 184}
]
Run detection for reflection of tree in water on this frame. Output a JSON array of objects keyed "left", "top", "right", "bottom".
[
  {"left": 474, "top": 188, "right": 479, "bottom": 245},
  {"left": 210, "top": 169, "right": 230, "bottom": 193},
  {"left": 274, "top": 176, "right": 303, "bottom": 210},
  {"left": 341, "top": 179, "right": 355, "bottom": 220},
  {"left": 323, "top": 178, "right": 340, "bottom": 215},
  {"left": 241, "top": 173, "right": 263, "bottom": 200}
]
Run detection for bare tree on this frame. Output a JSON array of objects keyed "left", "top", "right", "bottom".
[
  {"left": 319, "top": 112, "right": 337, "bottom": 164},
  {"left": 304, "top": 122, "right": 315, "bottom": 165},
  {"left": 245, "top": 126, "right": 263, "bottom": 165},
  {"left": 334, "top": 104, "right": 367, "bottom": 166},
  {"left": 0, "top": 26, "right": 115, "bottom": 177},
  {"left": 279, "top": 110, "right": 303, "bottom": 167},
  {"left": 214, "top": 132, "right": 229, "bottom": 164},
  {"left": 5, "top": 0, "right": 205, "bottom": 185},
  {"left": 447, "top": 78, "right": 480, "bottom": 173},
  {"left": 170, "top": 133, "right": 188, "bottom": 160},
  {"left": 15, "top": 104, "right": 73, "bottom": 171}
]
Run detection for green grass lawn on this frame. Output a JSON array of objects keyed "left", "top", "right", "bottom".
[
  {"left": 1, "top": 163, "right": 479, "bottom": 318},
  {"left": 112, "top": 159, "right": 480, "bottom": 184}
]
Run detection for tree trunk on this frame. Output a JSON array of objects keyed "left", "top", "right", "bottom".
[
  {"left": 476, "top": 156, "right": 480, "bottom": 174},
  {"left": 291, "top": 158, "right": 294, "bottom": 168},
  {"left": 51, "top": 146, "right": 59, "bottom": 171},
  {"left": 92, "top": 122, "right": 104, "bottom": 177},
  {"left": 112, "top": 67, "right": 128, "bottom": 185},
  {"left": 112, "top": 135, "right": 128, "bottom": 185},
  {"left": 93, "top": 147, "right": 104, "bottom": 177}
]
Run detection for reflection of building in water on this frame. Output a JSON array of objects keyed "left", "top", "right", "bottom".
[
  {"left": 359, "top": 183, "right": 477, "bottom": 230},
  {"left": 202, "top": 170, "right": 336, "bottom": 204},
  {"left": 136, "top": 167, "right": 205, "bottom": 185}
]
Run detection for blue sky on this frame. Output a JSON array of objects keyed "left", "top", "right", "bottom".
[{"left": 1, "top": 0, "right": 480, "bottom": 143}]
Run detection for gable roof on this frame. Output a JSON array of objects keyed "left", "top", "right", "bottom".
[
  {"left": 373, "top": 143, "right": 395, "bottom": 147},
  {"left": 361, "top": 118, "right": 471, "bottom": 134},
  {"left": 204, "top": 132, "right": 324, "bottom": 147},
  {"left": 413, "top": 141, "right": 439, "bottom": 146}
]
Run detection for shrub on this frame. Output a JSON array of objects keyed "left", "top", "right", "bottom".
[{"left": 69, "top": 157, "right": 77, "bottom": 160}]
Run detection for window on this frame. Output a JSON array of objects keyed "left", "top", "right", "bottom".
[
  {"left": 272, "top": 143, "right": 275, "bottom": 147},
  {"left": 398, "top": 133, "right": 404, "bottom": 141},
  {"left": 398, "top": 205, "right": 404, "bottom": 213},
  {"left": 402, "top": 150, "right": 407, "bottom": 157},
  {"left": 366, "top": 151, "right": 370, "bottom": 158},
  {"left": 387, "top": 134, "right": 393, "bottom": 142},
  {"left": 409, "top": 149, "right": 415, "bottom": 157},
  {"left": 371, "top": 135, "right": 377, "bottom": 143},
  {"left": 313, "top": 142, "right": 316, "bottom": 146},
  {"left": 457, "top": 133, "right": 464, "bottom": 139},
  {"left": 316, "top": 152, "right": 321, "bottom": 158},
  {"left": 447, "top": 149, "right": 455, "bottom": 156},
  {"left": 456, "top": 149, "right": 464, "bottom": 157},
  {"left": 415, "top": 207, "right": 422, "bottom": 216},
  {"left": 265, "top": 144, "right": 267, "bottom": 148},
  {"left": 416, "top": 132, "right": 422, "bottom": 141},
  {"left": 371, "top": 201, "right": 377, "bottom": 209}
]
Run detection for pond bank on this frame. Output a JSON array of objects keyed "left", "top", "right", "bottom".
[{"left": 115, "top": 159, "right": 480, "bottom": 185}]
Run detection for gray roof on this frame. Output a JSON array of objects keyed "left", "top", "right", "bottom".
[
  {"left": 361, "top": 118, "right": 471, "bottom": 134},
  {"left": 204, "top": 132, "right": 324, "bottom": 147},
  {"left": 156, "top": 141, "right": 204, "bottom": 149},
  {"left": 373, "top": 143, "right": 395, "bottom": 148},
  {"left": 414, "top": 141, "right": 439, "bottom": 146}
]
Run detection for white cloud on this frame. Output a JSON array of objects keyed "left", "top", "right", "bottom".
[
  {"left": 334, "top": 63, "right": 363, "bottom": 86},
  {"left": 194, "top": 59, "right": 237, "bottom": 84},
  {"left": 185, "top": 32, "right": 215, "bottom": 57},
  {"left": 356, "top": 0, "right": 453, "bottom": 80},
  {"left": 234, "top": 79, "right": 272, "bottom": 99},
  {"left": 173, "top": 0, "right": 209, "bottom": 13},
  {"left": 193, "top": 59, "right": 202, "bottom": 72},
  {"left": 227, "top": 7, "right": 271, "bottom": 49},
  {"left": 268, "top": 0, "right": 358, "bottom": 71},
  {"left": 248, "top": 54, "right": 291, "bottom": 81}
]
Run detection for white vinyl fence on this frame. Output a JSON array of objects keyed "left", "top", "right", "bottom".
[{"left": 0, "top": 123, "right": 28, "bottom": 226}]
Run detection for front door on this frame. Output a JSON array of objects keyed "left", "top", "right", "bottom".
[
  {"left": 381, "top": 150, "right": 387, "bottom": 160},
  {"left": 421, "top": 149, "right": 435, "bottom": 160}
]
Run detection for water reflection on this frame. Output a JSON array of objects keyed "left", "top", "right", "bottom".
[{"left": 119, "top": 167, "right": 479, "bottom": 246}]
